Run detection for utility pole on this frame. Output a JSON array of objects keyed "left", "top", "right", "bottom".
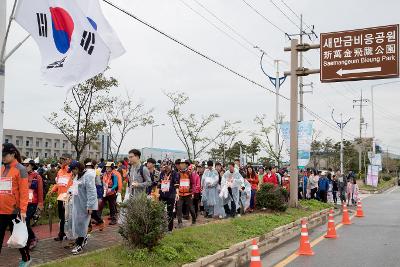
[
  {"left": 353, "top": 91, "right": 369, "bottom": 174},
  {"left": 259, "top": 51, "right": 286, "bottom": 166},
  {"left": 331, "top": 109, "right": 351, "bottom": 175},
  {"left": 286, "top": 14, "right": 317, "bottom": 121},
  {"left": 284, "top": 40, "right": 320, "bottom": 208}
]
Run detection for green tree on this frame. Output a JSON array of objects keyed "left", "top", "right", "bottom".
[
  {"left": 254, "top": 114, "right": 284, "bottom": 166},
  {"left": 247, "top": 136, "right": 261, "bottom": 163},
  {"left": 166, "top": 91, "right": 232, "bottom": 160},
  {"left": 104, "top": 90, "right": 154, "bottom": 160},
  {"left": 48, "top": 73, "right": 118, "bottom": 160}
]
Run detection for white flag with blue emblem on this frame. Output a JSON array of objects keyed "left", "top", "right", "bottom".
[
  {"left": 76, "top": 0, "right": 125, "bottom": 60},
  {"left": 15, "top": 0, "right": 115, "bottom": 87}
]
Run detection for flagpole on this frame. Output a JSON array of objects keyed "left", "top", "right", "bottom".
[{"left": 0, "top": 1, "right": 7, "bottom": 170}]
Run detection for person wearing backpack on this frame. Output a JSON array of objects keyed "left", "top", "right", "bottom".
[{"left": 127, "top": 149, "right": 152, "bottom": 199}]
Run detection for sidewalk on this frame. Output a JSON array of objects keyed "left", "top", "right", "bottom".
[
  {"left": 1, "top": 215, "right": 213, "bottom": 266},
  {"left": 0, "top": 223, "right": 120, "bottom": 267}
]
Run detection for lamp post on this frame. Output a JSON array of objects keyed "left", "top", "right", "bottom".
[{"left": 151, "top": 123, "right": 165, "bottom": 150}]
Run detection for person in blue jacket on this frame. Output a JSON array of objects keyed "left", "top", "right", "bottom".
[{"left": 318, "top": 172, "right": 330, "bottom": 203}]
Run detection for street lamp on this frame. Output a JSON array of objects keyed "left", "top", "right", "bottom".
[
  {"left": 370, "top": 80, "right": 400, "bottom": 155},
  {"left": 151, "top": 124, "right": 165, "bottom": 150}
]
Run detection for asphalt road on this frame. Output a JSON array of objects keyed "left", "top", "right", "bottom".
[{"left": 262, "top": 186, "right": 400, "bottom": 267}]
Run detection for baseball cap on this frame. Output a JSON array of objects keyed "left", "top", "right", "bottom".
[{"left": 68, "top": 160, "right": 80, "bottom": 173}]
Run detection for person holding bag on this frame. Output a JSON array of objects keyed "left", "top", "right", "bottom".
[{"left": 0, "top": 143, "right": 31, "bottom": 267}]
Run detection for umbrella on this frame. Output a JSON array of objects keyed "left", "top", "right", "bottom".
[{"left": 48, "top": 203, "right": 53, "bottom": 235}]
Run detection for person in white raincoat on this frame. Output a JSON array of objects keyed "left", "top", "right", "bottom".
[
  {"left": 239, "top": 179, "right": 252, "bottom": 214},
  {"left": 220, "top": 162, "right": 244, "bottom": 218},
  {"left": 69, "top": 160, "right": 98, "bottom": 255},
  {"left": 201, "top": 161, "right": 219, "bottom": 218}
]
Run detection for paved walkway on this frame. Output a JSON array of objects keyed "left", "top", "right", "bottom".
[{"left": 1, "top": 214, "right": 214, "bottom": 266}]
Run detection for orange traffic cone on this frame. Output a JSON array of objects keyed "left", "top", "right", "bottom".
[
  {"left": 249, "top": 239, "right": 262, "bottom": 267},
  {"left": 297, "top": 219, "right": 314, "bottom": 256},
  {"left": 342, "top": 203, "right": 352, "bottom": 225},
  {"left": 324, "top": 209, "right": 337, "bottom": 238},
  {"left": 356, "top": 199, "right": 364, "bottom": 217}
]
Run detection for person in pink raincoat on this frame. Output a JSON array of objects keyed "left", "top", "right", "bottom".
[
  {"left": 351, "top": 178, "right": 359, "bottom": 205},
  {"left": 346, "top": 179, "right": 353, "bottom": 206}
]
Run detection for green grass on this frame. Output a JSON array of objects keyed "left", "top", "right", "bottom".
[
  {"left": 40, "top": 200, "right": 330, "bottom": 267},
  {"left": 359, "top": 178, "right": 396, "bottom": 192}
]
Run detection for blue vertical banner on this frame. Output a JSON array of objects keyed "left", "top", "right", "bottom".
[{"left": 280, "top": 121, "right": 314, "bottom": 168}]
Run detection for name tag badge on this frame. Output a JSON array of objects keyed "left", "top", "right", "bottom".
[
  {"left": 28, "top": 189, "right": 34, "bottom": 202},
  {"left": 0, "top": 177, "right": 12, "bottom": 194},
  {"left": 161, "top": 181, "right": 170, "bottom": 192},
  {"left": 180, "top": 179, "right": 189, "bottom": 187},
  {"left": 57, "top": 176, "right": 69, "bottom": 186}
]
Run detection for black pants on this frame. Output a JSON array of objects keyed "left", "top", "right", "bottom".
[
  {"left": 26, "top": 204, "right": 37, "bottom": 240},
  {"left": 76, "top": 236, "right": 85, "bottom": 246},
  {"left": 223, "top": 187, "right": 236, "bottom": 217},
  {"left": 99, "top": 194, "right": 117, "bottom": 221},
  {"left": 310, "top": 188, "right": 318, "bottom": 199},
  {"left": 333, "top": 191, "right": 338, "bottom": 204},
  {"left": 0, "top": 214, "right": 30, "bottom": 262},
  {"left": 193, "top": 193, "right": 201, "bottom": 216},
  {"left": 320, "top": 191, "right": 327, "bottom": 203},
  {"left": 177, "top": 195, "right": 196, "bottom": 224},
  {"left": 57, "top": 200, "right": 66, "bottom": 237},
  {"left": 160, "top": 197, "right": 175, "bottom": 231}
]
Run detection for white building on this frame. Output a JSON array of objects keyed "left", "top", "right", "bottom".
[
  {"left": 3, "top": 129, "right": 109, "bottom": 160},
  {"left": 140, "top": 147, "right": 188, "bottom": 161}
]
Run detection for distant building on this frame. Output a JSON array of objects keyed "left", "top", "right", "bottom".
[
  {"left": 140, "top": 147, "right": 188, "bottom": 161},
  {"left": 3, "top": 129, "right": 109, "bottom": 160}
]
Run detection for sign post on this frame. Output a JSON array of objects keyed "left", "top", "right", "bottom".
[{"left": 320, "top": 24, "right": 399, "bottom": 82}]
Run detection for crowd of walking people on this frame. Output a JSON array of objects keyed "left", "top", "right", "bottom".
[{"left": 0, "top": 142, "right": 360, "bottom": 266}]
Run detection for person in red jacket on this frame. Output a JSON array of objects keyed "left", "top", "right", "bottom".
[
  {"left": 263, "top": 166, "right": 278, "bottom": 186},
  {"left": 0, "top": 143, "right": 31, "bottom": 266},
  {"left": 245, "top": 165, "right": 258, "bottom": 212},
  {"left": 22, "top": 159, "right": 44, "bottom": 250}
]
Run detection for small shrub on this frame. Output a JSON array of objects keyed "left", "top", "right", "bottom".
[
  {"left": 256, "top": 183, "right": 288, "bottom": 212},
  {"left": 119, "top": 193, "right": 168, "bottom": 250},
  {"left": 44, "top": 185, "right": 58, "bottom": 215},
  {"left": 381, "top": 173, "right": 392, "bottom": 182}
]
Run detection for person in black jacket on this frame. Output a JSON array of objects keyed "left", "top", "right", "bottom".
[
  {"left": 158, "top": 160, "right": 180, "bottom": 232},
  {"left": 332, "top": 173, "right": 339, "bottom": 204}
]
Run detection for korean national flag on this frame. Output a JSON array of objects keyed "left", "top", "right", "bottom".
[{"left": 15, "top": 0, "right": 115, "bottom": 87}]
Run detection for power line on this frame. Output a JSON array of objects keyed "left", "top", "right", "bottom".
[
  {"left": 102, "top": 0, "right": 360, "bottom": 142},
  {"left": 191, "top": 0, "right": 275, "bottom": 62},
  {"left": 102, "top": 0, "right": 289, "bottom": 100},
  {"left": 240, "top": 0, "right": 287, "bottom": 34},
  {"left": 269, "top": 0, "right": 301, "bottom": 31},
  {"left": 279, "top": 0, "right": 313, "bottom": 32},
  {"left": 177, "top": 0, "right": 260, "bottom": 58}
]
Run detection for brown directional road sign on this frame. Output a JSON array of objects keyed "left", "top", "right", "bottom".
[{"left": 320, "top": 24, "right": 399, "bottom": 82}]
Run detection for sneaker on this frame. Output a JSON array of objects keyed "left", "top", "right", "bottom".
[
  {"left": 54, "top": 234, "right": 66, "bottom": 241},
  {"left": 82, "top": 235, "right": 89, "bottom": 248},
  {"left": 191, "top": 221, "right": 196, "bottom": 225},
  {"left": 71, "top": 245, "right": 83, "bottom": 255},
  {"left": 18, "top": 260, "right": 32, "bottom": 267},
  {"left": 109, "top": 220, "right": 117, "bottom": 226}
]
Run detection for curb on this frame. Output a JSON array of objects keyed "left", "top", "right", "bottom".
[
  {"left": 360, "top": 181, "right": 397, "bottom": 194},
  {"left": 183, "top": 208, "right": 336, "bottom": 267}
]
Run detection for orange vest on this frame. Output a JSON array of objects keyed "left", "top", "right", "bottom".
[
  {"left": 179, "top": 171, "right": 191, "bottom": 196},
  {"left": 51, "top": 166, "right": 73, "bottom": 197},
  {"left": 0, "top": 159, "right": 29, "bottom": 215}
]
